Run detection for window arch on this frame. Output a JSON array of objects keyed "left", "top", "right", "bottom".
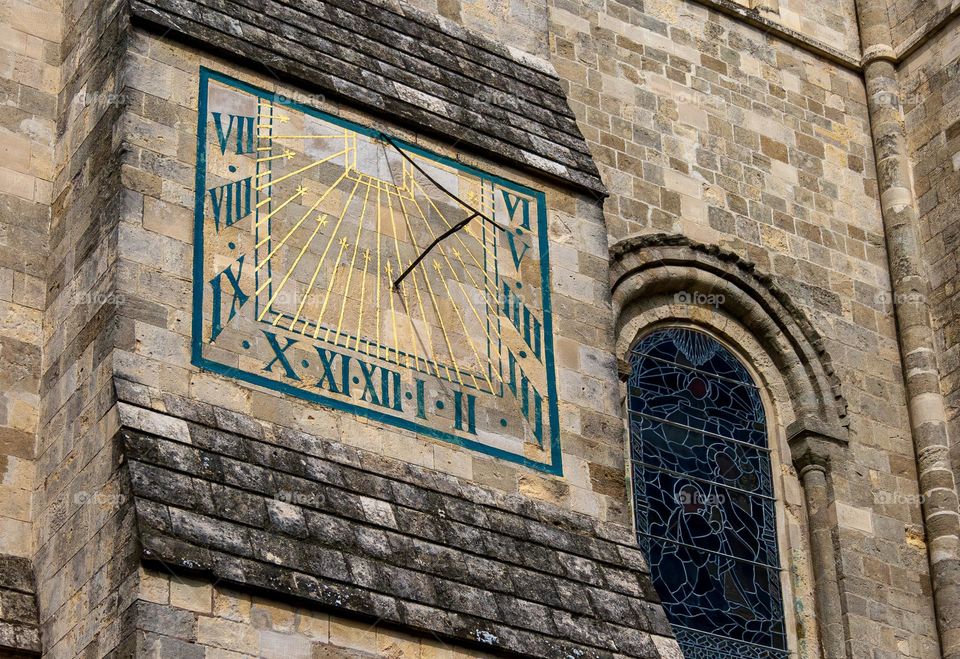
[{"left": 628, "top": 327, "right": 787, "bottom": 659}]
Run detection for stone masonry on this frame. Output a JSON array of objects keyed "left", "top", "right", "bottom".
[{"left": 0, "top": 0, "right": 959, "bottom": 657}]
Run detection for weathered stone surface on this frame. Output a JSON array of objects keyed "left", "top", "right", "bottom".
[
  {"left": 117, "top": 396, "right": 671, "bottom": 658},
  {"left": 127, "top": 0, "right": 606, "bottom": 195},
  {"left": 5, "top": 0, "right": 960, "bottom": 656},
  {"left": 0, "top": 555, "right": 40, "bottom": 655}
]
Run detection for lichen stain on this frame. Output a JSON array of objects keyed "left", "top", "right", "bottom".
[{"left": 906, "top": 525, "right": 927, "bottom": 550}]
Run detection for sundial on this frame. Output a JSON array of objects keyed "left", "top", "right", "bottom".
[{"left": 194, "top": 68, "right": 561, "bottom": 473}]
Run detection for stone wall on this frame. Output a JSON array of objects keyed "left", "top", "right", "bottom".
[
  {"left": 884, "top": 0, "right": 960, "bottom": 52},
  {"left": 775, "top": 0, "right": 861, "bottom": 57},
  {"left": 541, "top": 0, "right": 938, "bottom": 656},
  {"left": 405, "top": 0, "right": 865, "bottom": 64},
  {"left": 29, "top": 0, "right": 141, "bottom": 657},
  {"left": 0, "top": 0, "right": 59, "bottom": 562},
  {"left": 128, "top": 567, "right": 500, "bottom": 658},
  {"left": 5, "top": 0, "right": 958, "bottom": 657},
  {"left": 105, "top": 0, "right": 943, "bottom": 655},
  {"left": 0, "top": 556, "right": 41, "bottom": 655},
  {"left": 899, "top": 14, "right": 960, "bottom": 499}
]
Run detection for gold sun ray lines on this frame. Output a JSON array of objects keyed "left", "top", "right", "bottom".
[
  {"left": 254, "top": 169, "right": 348, "bottom": 266},
  {"left": 386, "top": 187, "right": 431, "bottom": 375},
  {"left": 308, "top": 177, "right": 364, "bottom": 339},
  {"left": 427, "top": 178, "right": 505, "bottom": 341},
  {"left": 327, "top": 178, "right": 373, "bottom": 345},
  {"left": 373, "top": 139, "right": 433, "bottom": 374},
  {"left": 461, "top": 179, "right": 496, "bottom": 214},
  {"left": 385, "top": 258, "right": 401, "bottom": 366},
  {"left": 257, "top": 209, "right": 330, "bottom": 324},
  {"left": 260, "top": 175, "right": 356, "bottom": 327},
  {"left": 407, "top": 187, "right": 499, "bottom": 303},
  {"left": 406, "top": 153, "right": 499, "bottom": 223},
  {"left": 256, "top": 149, "right": 295, "bottom": 163},
  {"left": 255, "top": 105, "right": 271, "bottom": 134},
  {"left": 255, "top": 183, "right": 309, "bottom": 228},
  {"left": 408, "top": 193, "right": 504, "bottom": 389},
  {"left": 431, "top": 245, "right": 505, "bottom": 389},
  {"left": 396, "top": 193, "right": 464, "bottom": 386},
  {"left": 310, "top": 236, "right": 350, "bottom": 337},
  {"left": 404, "top": 191, "right": 493, "bottom": 391},
  {"left": 255, "top": 113, "right": 287, "bottom": 128},
  {"left": 283, "top": 213, "right": 332, "bottom": 333},
  {"left": 373, "top": 183, "right": 384, "bottom": 358},
  {"left": 265, "top": 133, "right": 346, "bottom": 140},
  {"left": 255, "top": 148, "right": 348, "bottom": 187},
  {"left": 430, "top": 260, "right": 488, "bottom": 392},
  {"left": 409, "top": 176, "right": 490, "bottom": 280},
  {"left": 353, "top": 246, "right": 373, "bottom": 353}
]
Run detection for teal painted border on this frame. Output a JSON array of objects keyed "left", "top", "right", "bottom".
[{"left": 191, "top": 67, "right": 562, "bottom": 475}]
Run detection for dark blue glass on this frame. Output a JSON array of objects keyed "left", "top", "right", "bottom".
[{"left": 629, "top": 328, "right": 788, "bottom": 658}]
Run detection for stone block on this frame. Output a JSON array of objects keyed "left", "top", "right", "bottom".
[{"left": 169, "top": 575, "right": 213, "bottom": 614}]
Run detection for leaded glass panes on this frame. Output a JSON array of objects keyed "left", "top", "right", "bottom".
[{"left": 629, "top": 328, "right": 788, "bottom": 658}]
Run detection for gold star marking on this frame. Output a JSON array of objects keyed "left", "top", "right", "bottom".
[
  {"left": 385, "top": 261, "right": 394, "bottom": 277},
  {"left": 317, "top": 213, "right": 329, "bottom": 227},
  {"left": 452, "top": 248, "right": 461, "bottom": 259},
  {"left": 284, "top": 149, "right": 295, "bottom": 160},
  {"left": 339, "top": 237, "right": 349, "bottom": 249},
  {"left": 296, "top": 184, "right": 309, "bottom": 196},
  {"left": 363, "top": 249, "right": 371, "bottom": 265},
  {"left": 432, "top": 261, "right": 443, "bottom": 273}
]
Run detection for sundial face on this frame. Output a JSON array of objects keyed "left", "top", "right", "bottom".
[{"left": 193, "top": 69, "right": 561, "bottom": 473}]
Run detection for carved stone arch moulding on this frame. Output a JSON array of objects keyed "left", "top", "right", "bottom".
[{"left": 609, "top": 233, "right": 849, "bottom": 465}]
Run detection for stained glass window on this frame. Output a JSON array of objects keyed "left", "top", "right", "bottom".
[{"left": 628, "top": 328, "right": 788, "bottom": 659}]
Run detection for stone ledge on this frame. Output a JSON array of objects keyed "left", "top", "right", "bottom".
[
  {"left": 896, "top": 0, "right": 960, "bottom": 62},
  {"left": 114, "top": 384, "right": 678, "bottom": 658},
  {"left": 0, "top": 556, "right": 41, "bottom": 656},
  {"left": 127, "top": 0, "right": 607, "bottom": 196},
  {"left": 684, "top": 0, "right": 863, "bottom": 71}
]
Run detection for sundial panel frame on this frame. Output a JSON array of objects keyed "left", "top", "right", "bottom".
[{"left": 192, "top": 67, "right": 562, "bottom": 475}]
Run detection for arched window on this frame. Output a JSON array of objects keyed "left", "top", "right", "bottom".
[{"left": 628, "top": 327, "right": 787, "bottom": 659}]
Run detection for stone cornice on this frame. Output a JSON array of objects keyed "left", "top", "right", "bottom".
[
  {"left": 683, "top": 0, "right": 863, "bottom": 71},
  {"left": 895, "top": 0, "right": 960, "bottom": 62}
]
